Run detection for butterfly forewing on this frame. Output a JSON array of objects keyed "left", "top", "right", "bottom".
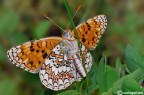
[
  {"left": 75, "top": 15, "right": 107, "bottom": 50},
  {"left": 7, "top": 37, "right": 62, "bottom": 73}
]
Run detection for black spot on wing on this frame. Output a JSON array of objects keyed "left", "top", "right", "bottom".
[
  {"left": 36, "top": 50, "right": 39, "bottom": 53},
  {"left": 29, "top": 61, "right": 33, "bottom": 65},
  {"left": 42, "top": 50, "right": 45, "bottom": 53},
  {"left": 30, "top": 48, "right": 34, "bottom": 52},
  {"left": 43, "top": 52, "right": 48, "bottom": 59},
  {"left": 82, "top": 38, "right": 86, "bottom": 42}
]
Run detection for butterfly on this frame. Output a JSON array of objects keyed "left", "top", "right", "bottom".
[{"left": 7, "top": 15, "right": 107, "bottom": 91}]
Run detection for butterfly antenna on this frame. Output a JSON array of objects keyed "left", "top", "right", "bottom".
[
  {"left": 66, "top": 5, "right": 81, "bottom": 28},
  {"left": 43, "top": 14, "right": 65, "bottom": 32}
]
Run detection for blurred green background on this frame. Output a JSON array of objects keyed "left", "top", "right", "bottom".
[{"left": 0, "top": 0, "right": 144, "bottom": 95}]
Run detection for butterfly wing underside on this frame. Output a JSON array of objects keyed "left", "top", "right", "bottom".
[
  {"left": 7, "top": 37, "right": 62, "bottom": 73},
  {"left": 39, "top": 44, "right": 92, "bottom": 91},
  {"left": 74, "top": 15, "right": 107, "bottom": 50},
  {"left": 39, "top": 44, "right": 76, "bottom": 90}
]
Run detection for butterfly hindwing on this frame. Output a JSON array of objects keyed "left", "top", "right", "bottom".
[
  {"left": 75, "top": 15, "right": 107, "bottom": 50},
  {"left": 39, "top": 44, "right": 93, "bottom": 90},
  {"left": 73, "top": 44, "right": 93, "bottom": 82},
  {"left": 39, "top": 44, "right": 76, "bottom": 90},
  {"left": 80, "top": 45, "right": 93, "bottom": 73},
  {"left": 7, "top": 37, "right": 62, "bottom": 73}
]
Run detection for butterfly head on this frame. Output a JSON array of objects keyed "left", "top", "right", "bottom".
[{"left": 63, "top": 29, "right": 75, "bottom": 40}]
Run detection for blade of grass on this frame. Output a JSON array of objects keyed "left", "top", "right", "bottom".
[
  {"left": 86, "top": 74, "right": 89, "bottom": 94},
  {"left": 76, "top": 79, "right": 84, "bottom": 94},
  {"left": 64, "top": 1, "right": 90, "bottom": 94},
  {"left": 63, "top": 0, "right": 86, "bottom": 72}
]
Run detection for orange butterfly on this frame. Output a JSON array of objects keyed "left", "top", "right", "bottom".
[{"left": 7, "top": 15, "right": 107, "bottom": 90}]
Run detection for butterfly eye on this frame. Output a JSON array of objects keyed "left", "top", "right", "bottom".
[{"left": 64, "top": 32, "right": 69, "bottom": 37}]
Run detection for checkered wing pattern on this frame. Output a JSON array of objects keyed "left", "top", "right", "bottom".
[
  {"left": 39, "top": 44, "right": 76, "bottom": 90},
  {"left": 7, "top": 37, "right": 62, "bottom": 73},
  {"left": 39, "top": 44, "right": 93, "bottom": 90}
]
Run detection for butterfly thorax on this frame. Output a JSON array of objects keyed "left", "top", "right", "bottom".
[
  {"left": 60, "top": 39, "right": 87, "bottom": 78},
  {"left": 61, "top": 29, "right": 77, "bottom": 54},
  {"left": 61, "top": 29, "right": 88, "bottom": 77},
  {"left": 60, "top": 39, "right": 78, "bottom": 55},
  {"left": 63, "top": 29, "right": 75, "bottom": 40}
]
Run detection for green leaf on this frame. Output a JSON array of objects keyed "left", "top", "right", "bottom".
[
  {"left": 96, "top": 56, "right": 105, "bottom": 84},
  {"left": 112, "top": 69, "right": 144, "bottom": 94},
  {"left": 128, "top": 69, "right": 144, "bottom": 82},
  {"left": 115, "top": 58, "right": 125, "bottom": 77},
  {"left": 122, "top": 77, "right": 144, "bottom": 92},
  {"left": 125, "top": 44, "right": 143, "bottom": 71},
  {"left": 90, "top": 61, "right": 97, "bottom": 84},
  {"left": 83, "top": 83, "right": 99, "bottom": 94},
  {"left": 106, "top": 65, "right": 113, "bottom": 71},
  {"left": 112, "top": 77, "right": 124, "bottom": 94},
  {"left": 0, "top": 79, "right": 16, "bottom": 95},
  {"left": 35, "top": 21, "right": 51, "bottom": 38},
  {"left": 57, "top": 90, "right": 79, "bottom": 95},
  {"left": 101, "top": 92, "right": 113, "bottom": 95},
  {"left": 115, "top": 58, "right": 122, "bottom": 72},
  {"left": 99, "top": 69, "right": 119, "bottom": 94},
  {"left": 124, "top": 64, "right": 131, "bottom": 74}
]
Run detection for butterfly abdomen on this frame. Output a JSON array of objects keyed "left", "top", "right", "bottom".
[{"left": 73, "top": 55, "right": 86, "bottom": 77}]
